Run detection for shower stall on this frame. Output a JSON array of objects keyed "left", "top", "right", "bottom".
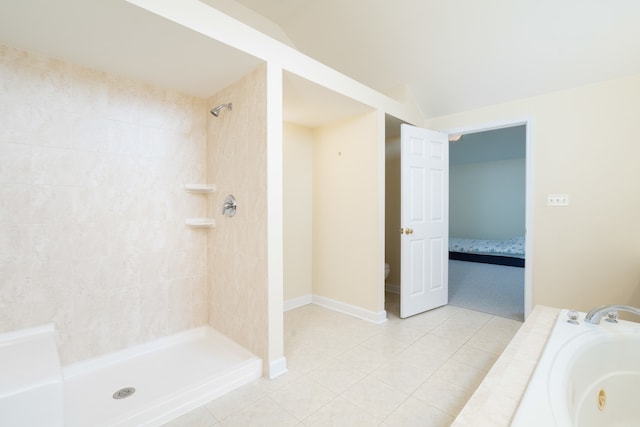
[{"left": 0, "top": 43, "right": 276, "bottom": 425}]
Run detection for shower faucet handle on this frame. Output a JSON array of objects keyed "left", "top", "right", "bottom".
[{"left": 222, "top": 195, "right": 237, "bottom": 217}]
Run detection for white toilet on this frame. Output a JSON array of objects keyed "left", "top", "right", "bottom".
[{"left": 384, "top": 263, "right": 390, "bottom": 280}]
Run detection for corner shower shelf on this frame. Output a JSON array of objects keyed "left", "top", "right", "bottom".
[
  {"left": 184, "top": 184, "right": 216, "bottom": 194},
  {"left": 185, "top": 184, "right": 216, "bottom": 228},
  {"left": 185, "top": 218, "right": 216, "bottom": 228}
]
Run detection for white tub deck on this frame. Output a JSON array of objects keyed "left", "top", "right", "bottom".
[{"left": 63, "top": 326, "right": 262, "bottom": 427}]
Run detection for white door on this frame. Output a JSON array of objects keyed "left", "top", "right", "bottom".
[{"left": 400, "top": 124, "right": 449, "bottom": 318}]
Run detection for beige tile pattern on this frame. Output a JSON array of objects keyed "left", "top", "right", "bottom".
[
  {"left": 162, "top": 294, "right": 522, "bottom": 426},
  {"left": 0, "top": 45, "right": 209, "bottom": 364},
  {"left": 206, "top": 64, "right": 270, "bottom": 370}
]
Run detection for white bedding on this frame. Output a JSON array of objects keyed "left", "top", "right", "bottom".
[{"left": 449, "top": 236, "right": 525, "bottom": 258}]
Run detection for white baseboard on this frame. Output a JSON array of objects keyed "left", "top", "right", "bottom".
[
  {"left": 385, "top": 283, "right": 400, "bottom": 294},
  {"left": 283, "top": 294, "right": 387, "bottom": 324},
  {"left": 283, "top": 295, "right": 313, "bottom": 312},
  {"left": 312, "top": 295, "right": 387, "bottom": 324},
  {"left": 268, "top": 357, "right": 288, "bottom": 379}
]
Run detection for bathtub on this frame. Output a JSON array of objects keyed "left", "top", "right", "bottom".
[
  {"left": 512, "top": 309, "right": 640, "bottom": 427},
  {"left": 1, "top": 325, "right": 262, "bottom": 427}
]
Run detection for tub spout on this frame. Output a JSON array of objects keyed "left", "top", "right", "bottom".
[{"left": 584, "top": 304, "right": 640, "bottom": 324}]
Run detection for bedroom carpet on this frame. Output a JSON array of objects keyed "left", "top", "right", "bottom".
[{"left": 448, "top": 260, "right": 524, "bottom": 321}]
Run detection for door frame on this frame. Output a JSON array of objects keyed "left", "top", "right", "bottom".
[{"left": 443, "top": 116, "right": 534, "bottom": 318}]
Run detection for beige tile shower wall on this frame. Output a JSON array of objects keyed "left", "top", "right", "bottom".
[
  {"left": 0, "top": 45, "right": 209, "bottom": 364},
  {"left": 207, "top": 65, "right": 269, "bottom": 367}
]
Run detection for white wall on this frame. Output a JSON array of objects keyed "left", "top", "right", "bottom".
[
  {"left": 427, "top": 73, "right": 640, "bottom": 312},
  {"left": 450, "top": 158, "right": 526, "bottom": 239}
]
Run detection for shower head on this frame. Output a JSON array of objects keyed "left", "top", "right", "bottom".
[{"left": 210, "top": 103, "right": 232, "bottom": 117}]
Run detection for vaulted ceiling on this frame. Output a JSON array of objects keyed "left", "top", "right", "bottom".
[
  {"left": 231, "top": 0, "right": 640, "bottom": 117},
  {"left": 1, "top": 0, "right": 639, "bottom": 120}
]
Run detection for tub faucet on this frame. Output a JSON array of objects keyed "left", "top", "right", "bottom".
[{"left": 584, "top": 304, "right": 640, "bottom": 324}]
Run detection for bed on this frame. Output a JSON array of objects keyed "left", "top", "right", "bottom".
[{"left": 449, "top": 236, "right": 525, "bottom": 267}]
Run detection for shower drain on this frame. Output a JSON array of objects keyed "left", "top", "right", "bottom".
[{"left": 112, "top": 387, "right": 136, "bottom": 400}]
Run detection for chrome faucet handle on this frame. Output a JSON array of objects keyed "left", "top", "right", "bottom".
[
  {"left": 585, "top": 304, "right": 640, "bottom": 324},
  {"left": 566, "top": 310, "right": 579, "bottom": 325},
  {"left": 605, "top": 311, "right": 619, "bottom": 323},
  {"left": 222, "top": 195, "right": 237, "bottom": 217}
]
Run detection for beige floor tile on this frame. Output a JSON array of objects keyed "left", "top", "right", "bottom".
[
  {"left": 394, "top": 344, "right": 446, "bottom": 370},
  {"left": 218, "top": 396, "right": 299, "bottom": 427},
  {"left": 163, "top": 301, "right": 522, "bottom": 427},
  {"left": 431, "top": 358, "right": 488, "bottom": 393},
  {"left": 371, "top": 357, "right": 438, "bottom": 395},
  {"left": 412, "top": 333, "right": 467, "bottom": 362},
  {"left": 285, "top": 346, "right": 337, "bottom": 373},
  {"left": 254, "top": 368, "right": 304, "bottom": 393},
  {"left": 465, "top": 328, "right": 518, "bottom": 355},
  {"left": 482, "top": 315, "right": 522, "bottom": 334},
  {"left": 450, "top": 344, "right": 499, "bottom": 373},
  {"left": 382, "top": 396, "right": 454, "bottom": 427},
  {"left": 247, "top": 375, "right": 289, "bottom": 395},
  {"left": 205, "top": 381, "right": 267, "bottom": 420},
  {"left": 307, "top": 356, "right": 369, "bottom": 394},
  {"left": 338, "top": 342, "right": 399, "bottom": 374},
  {"left": 302, "top": 333, "right": 361, "bottom": 359},
  {"left": 451, "top": 308, "right": 494, "bottom": 323},
  {"left": 374, "top": 321, "right": 426, "bottom": 346},
  {"left": 358, "top": 333, "right": 411, "bottom": 359},
  {"left": 160, "top": 406, "right": 219, "bottom": 427},
  {"left": 340, "top": 376, "right": 409, "bottom": 421},
  {"left": 302, "top": 396, "right": 380, "bottom": 427},
  {"left": 429, "top": 317, "right": 485, "bottom": 342},
  {"left": 268, "top": 377, "right": 337, "bottom": 421},
  {"left": 413, "top": 375, "right": 474, "bottom": 417},
  {"left": 395, "top": 310, "right": 448, "bottom": 332}
]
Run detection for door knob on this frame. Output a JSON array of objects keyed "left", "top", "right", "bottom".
[{"left": 404, "top": 228, "right": 413, "bottom": 235}]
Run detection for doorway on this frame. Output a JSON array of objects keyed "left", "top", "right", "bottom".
[
  {"left": 384, "top": 118, "right": 533, "bottom": 320},
  {"left": 448, "top": 125, "right": 527, "bottom": 321}
]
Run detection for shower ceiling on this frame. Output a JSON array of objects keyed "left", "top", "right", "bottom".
[
  {"left": 3, "top": 0, "right": 640, "bottom": 120},
  {"left": 0, "top": 0, "right": 263, "bottom": 100},
  {"left": 0, "top": 0, "right": 377, "bottom": 128}
]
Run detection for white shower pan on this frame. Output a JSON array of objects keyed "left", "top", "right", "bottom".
[{"left": 63, "top": 326, "right": 262, "bottom": 427}]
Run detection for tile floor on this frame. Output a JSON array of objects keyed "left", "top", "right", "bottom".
[{"left": 162, "top": 294, "right": 522, "bottom": 426}]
